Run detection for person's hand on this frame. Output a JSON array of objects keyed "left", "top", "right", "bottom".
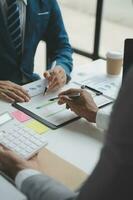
[
  {"left": 0, "top": 146, "right": 37, "bottom": 180},
  {"left": 43, "top": 66, "right": 67, "bottom": 92},
  {"left": 0, "top": 81, "right": 30, "bottom": 103},
  {"left": 58, "top": 88, "right": 99, "bottom": 123}
]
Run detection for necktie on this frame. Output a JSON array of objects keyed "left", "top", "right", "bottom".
[{"left": 7, "top": 0, "right": 22, "bottom": 59}]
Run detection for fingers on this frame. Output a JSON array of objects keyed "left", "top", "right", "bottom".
[
  {"left": 14, "top": 85, "right": 30, "bottom": 99},
  {"left": 0, "top": 145, "right": 22, "bottom": 164},
  {"left": 0, "top": 81, "right": 30, "bottom": 103},
  {"left": 58, "top": 95, "right": 77, "bottom": 113},
  {"left": 59, "top": 88, "right": 83, "bottom": 96},
  {"left": 0, "top": 146, "right": 7, "bottom": 161},
  {"left": 10, "top": 83, "right": 30, "bottom": 101},
  {"left": 0, "top": 146, "right": 4, "bottom": 152},
  {"left": 59, "top": 89, "right": 93, "bottom": 101},
  {"left": 43, "top": 71, "right": 51, "bottom": 80},
  {"left": 43, "top": 66, "right": 67, "bottom": 92},
  {"left": 62, "top": 98, "right": 76, "bottom": 113},
  {"left": 0, "top": 146, "right": 10, "bottom": 171},
  {"left": 0, "top": 145, "right": 14, "bottom": 157},
  {"left": 48, "top": 75, "right": 65, "bottom": 91},
  {"left": 0, "top": 147, "right": 20, "bottom": 177},
  {"left": 0, "top": 92, "right": 15, "bottom": 103},
  {"left": 48, "top": 68, "right": 66, "bottom": 91},
  {"left": 58, "top": 89, "right": 83, "bottom": 105},
  {"left": 0, "top": 90, "right": 29, "bottom": 103},
  {"left": 5, "top": 90, "right": 28, "bottom": 102},
  {"left": 66, "top": 103, "right": 70, "bottom": 109},
  {"left": 0, "top": 144, "right": 9, "bottom": 151},
  {"left": 58, "top": 95, "right": 71, "bottom": 105}
]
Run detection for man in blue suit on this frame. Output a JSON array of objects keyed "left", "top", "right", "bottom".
[{"left": 0, "top": 0, "right": 73, "bottom": 103}]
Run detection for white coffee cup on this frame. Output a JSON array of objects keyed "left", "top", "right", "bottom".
[{"left": 106, "top": 51, "right": 123, "bottom": 75}]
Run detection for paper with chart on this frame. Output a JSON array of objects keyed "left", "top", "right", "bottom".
[
  {"left": 75, "top": 74, "right": 122, "bottom": 99},
  {"left": 23, "top": 79, "right": 47, "bottom": 97},
  {"left": 16, "top": 77, "right": 115, "bottom": 127},
  {"left": 16, "top": 80, "right": 80, "bottom": 127}
]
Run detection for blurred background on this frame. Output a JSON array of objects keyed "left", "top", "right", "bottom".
[{"left": 35, "top": 0, "right": 133, "bottom": 76}]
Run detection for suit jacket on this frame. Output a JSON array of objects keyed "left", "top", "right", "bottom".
[
  {"left": 20, "top": 67, "right": 133, "bottom": 200},
  {"left": 0, "top": 0, "right": 73, "bottom": 84}
]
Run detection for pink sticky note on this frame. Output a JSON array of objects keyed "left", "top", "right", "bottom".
[{"left": 11, "top": 110, "right": 31, "bottom": 122}]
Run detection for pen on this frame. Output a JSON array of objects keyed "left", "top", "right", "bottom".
[
  {"left": 81, "top": 85, "right": 103, "bottom": 95},
  {"left": 49, "top": 93, "right": 80, "bottom": 101},
  {"left": 43, "top": 61, "right": 57, "bottom": 95}
]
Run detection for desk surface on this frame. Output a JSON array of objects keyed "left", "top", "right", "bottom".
[
  {"left": 0, "top": 99, "right": 104, "bottom": 172},
  {"left": 0, "top": 59, "right": 121, "bottom": 189}
]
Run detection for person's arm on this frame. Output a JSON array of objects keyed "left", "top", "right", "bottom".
[
  {"left": 0, "top": 148, "right": 77, "bottom": 200},
  {"left": 44, "top": 0, "right": 73, "bottom": 78},
  {"left": 43, "top": 0, "right": 73, "bottom": 92},
  {"left": 16, "top": 170, "right": 77, "bottom": 200}
]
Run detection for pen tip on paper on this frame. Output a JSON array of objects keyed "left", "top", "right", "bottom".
[
  {"left": 43, "top": 87, "right": 48, "bottom": 96},
  {"left": 81, "top": 85, "right": 85, "bottom": 89}
]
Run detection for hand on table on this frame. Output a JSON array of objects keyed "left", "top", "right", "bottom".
[
  {"left": 43, "top": 66, "right": 67, "bottom": 92},
  {"left": 58, "top": 88, "right": 98, "bottom": 123},
  {"left": 0, "top": 146, "right": 38, "bottom": 180},
  {"left": 0, "top": 81, "right": 30, "bottom": 103}
]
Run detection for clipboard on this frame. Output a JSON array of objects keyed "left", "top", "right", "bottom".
[
  {"left": 12, "top": 80, "right": 81, "bottom": 129},
  {"left": 13, "top": 102, "right": 80, "bottom": 129},
  {"left": 12, "top": 79, "right": 113, "bottom": 129}
]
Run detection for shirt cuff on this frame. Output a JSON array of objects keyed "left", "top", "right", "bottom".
[
  {"left": 96, "top": 108, "right": 111, "bottom": 130},
  {"left": 15, "top": 169, "right": 41, "bottom": 190}
]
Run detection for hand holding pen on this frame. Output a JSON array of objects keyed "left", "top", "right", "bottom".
[
  {"left": 58, "top": 88, "right": 98, "bottom": 122},
  {"left": 43, "top": 61, "right": 67, "bottom": 95}
]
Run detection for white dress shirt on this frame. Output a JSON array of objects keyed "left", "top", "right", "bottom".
[{"left": 96, "top": 104, "right": 112, "bottom": 130}]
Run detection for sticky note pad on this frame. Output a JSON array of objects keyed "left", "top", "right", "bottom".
[
  {"left": 11, "top": 110, "right": 31, "bottom": 122},
  {"left": 26, "top": 120, "right": 49, "bottom": 134}
]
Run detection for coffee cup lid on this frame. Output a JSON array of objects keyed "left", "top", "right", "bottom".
[{"left": 106, "top": 51, "right": 123, "bottom": 59}]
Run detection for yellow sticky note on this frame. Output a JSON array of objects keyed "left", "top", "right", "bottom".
[{"left": 26, "top": 120, "right": 49, "bottom": 134}]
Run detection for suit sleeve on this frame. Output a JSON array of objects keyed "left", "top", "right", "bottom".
[
  {"left": 44, "top": 0, "right": 73, "bottom": 80},
  {"left": 21, "top": 174, "right": 78, "bottom": 200},
  {"left": 76, "top": 68, "right": 133, "bottom": 200}
]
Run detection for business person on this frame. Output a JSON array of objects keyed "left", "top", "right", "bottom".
[
  {"left": 58, "top": 89, "right": 111, "bottom": 130},
  {"left": 0, "top": 0, "right": 73, "bottom": 103},
  {"left": 0, "top": 65, "right": 133, "bottom": 200}
]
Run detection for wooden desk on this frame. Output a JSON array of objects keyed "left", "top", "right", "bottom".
[{"left": 32, "top": 149, "right": 87, "bottom": 190}]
